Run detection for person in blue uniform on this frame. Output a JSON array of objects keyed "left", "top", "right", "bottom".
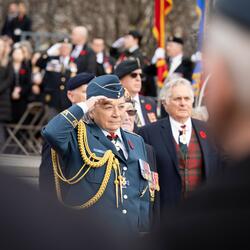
[{"left": 42, "top": 74, "right": 154, "bottom": 234}]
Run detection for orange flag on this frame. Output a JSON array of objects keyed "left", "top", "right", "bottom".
[{"left": 153, "top": 0, "right": 173, "bottom": 88}]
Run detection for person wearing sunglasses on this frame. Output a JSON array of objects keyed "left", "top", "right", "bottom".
[
  {"left": 121, "top": 98, "right": 160, "bottom": 227},
  {"left": 115, "top": 59, "right": 157, "bottom": 129}
]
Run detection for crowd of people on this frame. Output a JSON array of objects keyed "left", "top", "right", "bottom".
[
  {"left": 0, "top": 2, "right": 197, "bottom": 144},
  {"left": 2, "top": 0, "right": 250, "bottom": 248}
]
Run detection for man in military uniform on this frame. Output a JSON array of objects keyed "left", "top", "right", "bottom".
[
  {"left": 115, "top": 59, "right": 157, "bottom": 129},
  {"left": 42, "top": 74, "right": 154, "bottom": 233},
  {"left": 36, "top": 40, "right": 77, "bottom": 118}
]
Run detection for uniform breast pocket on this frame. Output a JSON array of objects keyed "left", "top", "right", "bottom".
[{"left": 85, "top": 166, "right": 107, "bottom": 184}]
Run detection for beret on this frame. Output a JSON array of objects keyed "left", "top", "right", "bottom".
[
  {"left": 167, "top": 36, "right": 184, "bottom": 45},
  {"left": 215, "top": 0, "right": 250, "bottom": 30},
  {"left": 87, "top": 74, "right": 125, "bottom": 99},
  {"left": 127, "top": 30, "right": 142, "bottom": 43},
  {"left": 66, "top": 73, "right": 95, "bottom": 91},
  {"left": 114, "top": 59, "right": 141, "bottom": 79}
]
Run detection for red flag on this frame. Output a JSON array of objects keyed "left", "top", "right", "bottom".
[{"left": 153, "top": 0, "right": 173, "bottom": 88}]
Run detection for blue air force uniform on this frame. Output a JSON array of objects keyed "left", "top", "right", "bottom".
[{"left": 42, "top": 75, "right": 152, "bottom": 233}]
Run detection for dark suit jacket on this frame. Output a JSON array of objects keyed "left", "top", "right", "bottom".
[
  {"left": 144, "top": 56, "right": 194, "bottom": 82},
  {"left": 145, "top": 144, "right": 160, "bottom": 228},
  {"left": 167, "top": 56, "right": 194, "bottom": 81},
  {"left": 144, "top": 155, "right": 250, "bottom": 250},
  {"left": 71, "top": 44, "right": 96, "bottom": 74},
  {"left": 139, "top": 95, "right": 157, "bottom": 125},
  {"left": 138, "top": 116, "right": 221, "bottom": 211}
]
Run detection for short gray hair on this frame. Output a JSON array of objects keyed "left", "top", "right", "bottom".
[{"left": 161, "top": 78, "right": 194, "bottom": 103}]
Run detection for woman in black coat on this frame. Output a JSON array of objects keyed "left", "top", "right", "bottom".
[
  {"left": 10, "top": 46, "right": 31, "bottom": 123},
  {"left": 0, "top": 39, "right": 13, "bottom": 142}
]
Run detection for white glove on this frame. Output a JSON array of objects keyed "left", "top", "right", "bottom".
[
  {"left": 47, "top": 43, "right": 61, "bottom": 56},
  {"left": 151, "top": 47, "right": 165, "bottom": 64},
  {"left": 191, "top": 51, "right": 202, "bottom": 62},
  {"left": 112, "top": 37, "right": 125, "bottom": 48}
]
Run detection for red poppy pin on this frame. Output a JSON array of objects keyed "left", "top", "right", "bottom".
[
  {"left": 128, "top": 140, "right": 134, "bottom": 150},
  {"left": 200, "top": 131, "right": 207, "bottom": 139},
  {"left": 70, "top": 56, "right": 75, "bottom": 62},
  {"left": 19, "top": 69, "right": 26, "bottom": 75},
  {"left": 80, "top": 50, "right": 87, "bottom": 56},
  {"left": 145, "top": 103, "right": 152, "bottom": 111}
]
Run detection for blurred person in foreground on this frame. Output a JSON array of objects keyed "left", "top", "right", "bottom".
[{"left": 141, "top": 0, "right": 250, "bottom": 249}]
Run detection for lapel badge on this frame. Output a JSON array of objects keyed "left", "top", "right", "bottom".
[
  {"left": 128, "top": 139, "right": 134, "bottom": 150},
  {"left": 199, "top": 130, "right": 207, "bottom": 139}
]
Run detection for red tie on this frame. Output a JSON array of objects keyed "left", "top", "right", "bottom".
[{"left": 107, "top": 133, "right": 118, "bottom": 141}]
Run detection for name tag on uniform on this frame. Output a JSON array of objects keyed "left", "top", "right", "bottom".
[
  {"left": 139, "top": 159, "right": 152, "bottom": 181},
  {"left": 93, "top": 148, "right": 105, "bottom": 154}
]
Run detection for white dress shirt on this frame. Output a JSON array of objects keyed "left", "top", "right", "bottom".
[
  {"left": 169, "top": 116, "right": 192, "bottom": 146},
  {"left": 133, "top": 95, "right": 146, "bottom": 126},
  {"left": 128, "top": 45, "right": 139, "bottom": 53},
  {"left": 96, "top": 52, "right": 104, "bottom": 64},
  {"left": 71, "top": 45, "right": 83, "bottom": 58},
  {"left": 102, "top": 129, "right": 128, "bottom": 159},
  {"left": 168, "top": 54, "right": 183, "bottom": 76}
]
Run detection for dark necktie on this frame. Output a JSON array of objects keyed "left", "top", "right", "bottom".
[
  {"left": 107, "top": 133, "right": 125, "bottom": 160},
  {"left": 178, "top": 125, "right": 188, "bottom": 160}
]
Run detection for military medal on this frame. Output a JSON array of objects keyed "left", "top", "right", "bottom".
[
  {"left": 147, "top": 112, "right": 157, "bottom": 123},
  {"left": 139, "top": 159, "right": 152, "bottom": 181}
]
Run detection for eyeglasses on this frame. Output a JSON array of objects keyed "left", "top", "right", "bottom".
[
  {"left": 130, "top": 72, "right": 143, "bottom": 79},
  {"left": 126, "top": 109, "right": 137, "bottom": 116}
]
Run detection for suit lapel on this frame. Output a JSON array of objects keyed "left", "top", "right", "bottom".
[
  {"left": 192, "top": 120, "right": 210, "bottom": 177},
  {"left": 139, "top": 96, "right": 150, "bottom": 124},
  {"left": 89, "top": 124, "right": 126, "bottom": 163},
  {"left": 160, "top": 117, "right": 179, "bottom": 170}
]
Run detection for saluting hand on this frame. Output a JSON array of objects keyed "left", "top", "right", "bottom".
[{"left": 85, "top": 96, "right": 108, "bottom": 112}]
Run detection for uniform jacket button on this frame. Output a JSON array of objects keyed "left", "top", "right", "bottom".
[
  {"left": 122, "top": 209, "right": 127, "bottom": 214},
  {"left": 60, "top": 85, "right": 65, "bottom": 90}
]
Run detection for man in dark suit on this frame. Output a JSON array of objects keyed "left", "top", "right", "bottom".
[
  {"left": 36, "top": 40, "right": 75, "bottom": 118},
  {"left": 91, "top": 37, "right": 115, "bottom": 76},
  {"left": 10, "top": 2, "right": 32, "bottom": 43},
  {"left": 138, "top": 78, "right": 221, "bottom": 212},
  {"left": 1, "top": 3, "right": 18, "bottom": 38},
  {"left": 115, "top": 59, "right": 157, "bottom": 128},
  {"left": 146, "top": 36, "right": 194, "bottom": 87},
  {"left": 70, "top": 26, "right": 96, "bottom": 74}
]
